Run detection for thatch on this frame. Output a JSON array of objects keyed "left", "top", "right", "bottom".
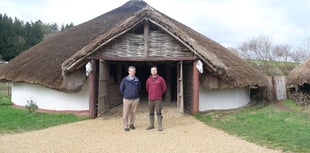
[
  {"left": 0, "top": 0, "right": 267, "bottom": 91},
  {"left": 287, "top": 58, "right": 310, "bottom": 85}
]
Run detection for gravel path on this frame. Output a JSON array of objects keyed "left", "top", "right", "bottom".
[{"left": 0, "top": 103, "right": 281, "bottom": 153}]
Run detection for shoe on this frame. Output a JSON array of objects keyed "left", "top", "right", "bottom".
[
  {"left": 146, "top": 115, "right": 154, "bottom": 130},
  {"left": 124, "top": 127, "right": 129, "bottom": 132},
  {"left": 146, "top": 126, "right": 154, "bottom": 130},
  {"left": 158, "top": 115, "right": 163, "bottom": 132},
  {"left": 130, "top": 125, "right": 135, "bottom": 130}
]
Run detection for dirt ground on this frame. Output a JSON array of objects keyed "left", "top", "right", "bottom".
[{"left": 0, "top": 103, "right": 282, "bottom": 153}]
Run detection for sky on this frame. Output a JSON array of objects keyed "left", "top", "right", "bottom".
[{"left": 1, "top": 0, "right": 310, "bottom": 49}]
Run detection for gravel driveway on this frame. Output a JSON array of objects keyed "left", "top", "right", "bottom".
[{"left": 0, "top": 103, "right": 281, "bottom": 153}]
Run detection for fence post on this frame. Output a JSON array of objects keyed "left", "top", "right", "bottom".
[{"left": 7, "top": 82, "right": 11, "bottom": 96}]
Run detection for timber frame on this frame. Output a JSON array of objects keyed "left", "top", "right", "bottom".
[
  {"left": 62, "top": 14, "right": 226, "bottom": 76},
  {"left": 88, "top": 20, "right": 200, "bottom": 118}
]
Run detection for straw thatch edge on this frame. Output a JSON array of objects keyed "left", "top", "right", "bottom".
[{"left": 287, "top": 58, "right": 310, "bottom": 85}]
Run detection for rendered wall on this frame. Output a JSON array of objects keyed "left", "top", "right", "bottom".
[
  {"left": 11, "top": 82, "right": 89, "bottom": 111},
  {"left": 199, "top": 87, "right": 250, "bottom": 111}
]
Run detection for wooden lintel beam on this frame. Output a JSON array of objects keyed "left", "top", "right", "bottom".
[{"left": 88, "top": 56, "right": 198, "bottom": 61}]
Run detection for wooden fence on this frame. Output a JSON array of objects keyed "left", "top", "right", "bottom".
[
  {"left": 0, "top": 82, "right": 11, "bottom": 96},
  {"left": 266, "top": 76, "right": 287, "bottom": 101}
]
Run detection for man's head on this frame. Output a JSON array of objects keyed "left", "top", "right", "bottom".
[
  {"left": 150, "top": 66, "right": 158, "bottom": 77},
  {"left": 128, "top": 66, "right": 136, "bottom": 77}
]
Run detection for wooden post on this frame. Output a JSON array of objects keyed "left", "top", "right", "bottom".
[
  {"left": 177, "top": 61, "right": 184, "bottom": 113},
  {"left": 7, "top": 82, "right": 11, "bottom": 96},
  {"left": 271, "top": 75, "right": 276, "bottom": 101},
  {"left": 144, "top": 20, "right": 149, "bottom": 57},
  {"left": 165, "top": 63, "right": 171, "bottom": 103},
  {"left": 97, "top": 60, "right": 110, "bottom": 116},
  {"left": 89, "top": 60, "right": 97, "bottom": 118},
  {"left": 192, "top": 61, "right": 199, "bottom": 114}
]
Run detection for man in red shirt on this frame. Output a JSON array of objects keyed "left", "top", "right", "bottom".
[{"left": 146, "top": 66, "right": 167, "bottom": 131}]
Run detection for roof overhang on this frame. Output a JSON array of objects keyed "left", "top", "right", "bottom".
[{"left": 61, "top": 8, "right": 226, "bottom": 76}]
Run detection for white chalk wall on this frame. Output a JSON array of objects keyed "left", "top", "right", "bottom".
[
  {"left": 12, "top": 82, "right": 89, "bottom": 111},
  {"left": 199, "top": 87, "right": 250, "bottom": 111}
]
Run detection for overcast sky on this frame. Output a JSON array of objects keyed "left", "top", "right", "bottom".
[{"left": 1, "top": 0, "right": 310, "bottom": 48}]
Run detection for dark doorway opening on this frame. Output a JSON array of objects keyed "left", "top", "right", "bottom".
[{"left": 108, "top": 61, "right": 178, "bottom": 104}]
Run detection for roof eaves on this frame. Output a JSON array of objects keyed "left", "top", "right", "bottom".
[
  {"left": 62, "top": 11, "right": 149, "bottom": 72},
  {"left": 62, "top": 6, "right": 227, "bottom": 75},
  {"left": 147, "top": 10, "right": 227, "bottom": 75}
]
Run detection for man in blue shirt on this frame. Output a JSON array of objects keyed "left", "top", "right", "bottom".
[{"left": 119, "top": 66, "right": 141, "bottom": 131}]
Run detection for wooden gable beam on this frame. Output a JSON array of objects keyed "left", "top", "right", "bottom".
[{"left": 144, "top": 19, "right": 149, "bottom": 57}]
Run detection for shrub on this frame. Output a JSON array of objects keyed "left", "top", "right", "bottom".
[{"left": 25, "top": 100, "right": 38, "bottom": 113}]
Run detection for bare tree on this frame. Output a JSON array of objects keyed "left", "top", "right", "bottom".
[
  {"left": 231, "top": 35, "right": 295, "bottom": 75},
  {"left": 273, "top": 44, "right": 296, "bottom": 75},
  {"left": 232, "top": 35, "right": 275, "bottom": 75},
  {"left": 273, "top": 44, "right": 291, "bottom": 62},
  {"left": 290, "top": 50, "right": 304, "bottom": 63},
  {"left": 228, "top": 42, "right": 252, "bottom": 59},
  {"left": 295, "top": 37, "right": 310, "bottom": 62},
  {"left": 249, "top": 36, "right": 273, "bottom": 61}
]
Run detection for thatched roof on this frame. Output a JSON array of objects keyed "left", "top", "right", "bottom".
[
  {"left": 0, "top": 0, "right": 267, "bottom": 91},
  {"left": 287, "top": 58, "right": 310, "bottom": 85}
]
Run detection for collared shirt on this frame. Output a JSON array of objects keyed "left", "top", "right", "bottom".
[{"left": 146, "top": 75, "right": 167, "bottom": 100}]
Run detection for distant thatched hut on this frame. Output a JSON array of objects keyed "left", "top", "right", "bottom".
[
  {"left": 287, "top": 58, "right": 310, "bottom": 105},
  {"left": 0, "top": 0, "right": 267, "bottom": 117}
]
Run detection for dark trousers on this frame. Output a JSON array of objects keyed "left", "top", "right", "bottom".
[{"left": 148, "top": 100, "right": 162, "bottom": 116}]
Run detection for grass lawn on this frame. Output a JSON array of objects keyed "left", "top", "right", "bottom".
[
  {"left": 248, "top": 59, "right": 299, "bottom": 66},
  {"left": 0, "top": 93, "right": 88, "bottom": 134},
  {"left": 195, "top": 101, "right": 310, "bottom": 153},
  {"left": 0, "top": 83, "right": 8, "bottom": 91}
]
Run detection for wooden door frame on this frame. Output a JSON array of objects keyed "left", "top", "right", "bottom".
[
  {"left": 89, "top": 60, "right": 200, "bottom": 117},
  {"left": 192, "top": 60, "right": 199, "bottom": 114},
  {"left": 88, "top": 59, "right": 97, "bottom": 118},
  {"left": 97, "top": 60, "right": 110, "bottom": 117},
  {"left": 177, "top": 61, "right": 184, "bottom": 113}
]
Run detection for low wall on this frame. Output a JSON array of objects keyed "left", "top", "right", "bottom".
[
  {"left": 11, "top": 82, "right": 89, "bottom": 112},
  {"left": 199, "top": 87, "right": 250, "bottom": 111}
]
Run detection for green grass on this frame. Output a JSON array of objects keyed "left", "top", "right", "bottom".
[
  {"left": 248, "top": 59, "right": 299, "bottom": 66},
  {"left": 282, "top": 99, "right": 303, "bottom": 111},
  {"left": 0, "top": 83, "right": 8, "bottom": 91},
  {"left": 195, "top": 103, "right": 310, "bottom": 153},
  {"left": 0, "top": 92, "right": 11, "bottom": 106},
  {"left": 0, "top": 93, "right": 88, "bottom": 134}
]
